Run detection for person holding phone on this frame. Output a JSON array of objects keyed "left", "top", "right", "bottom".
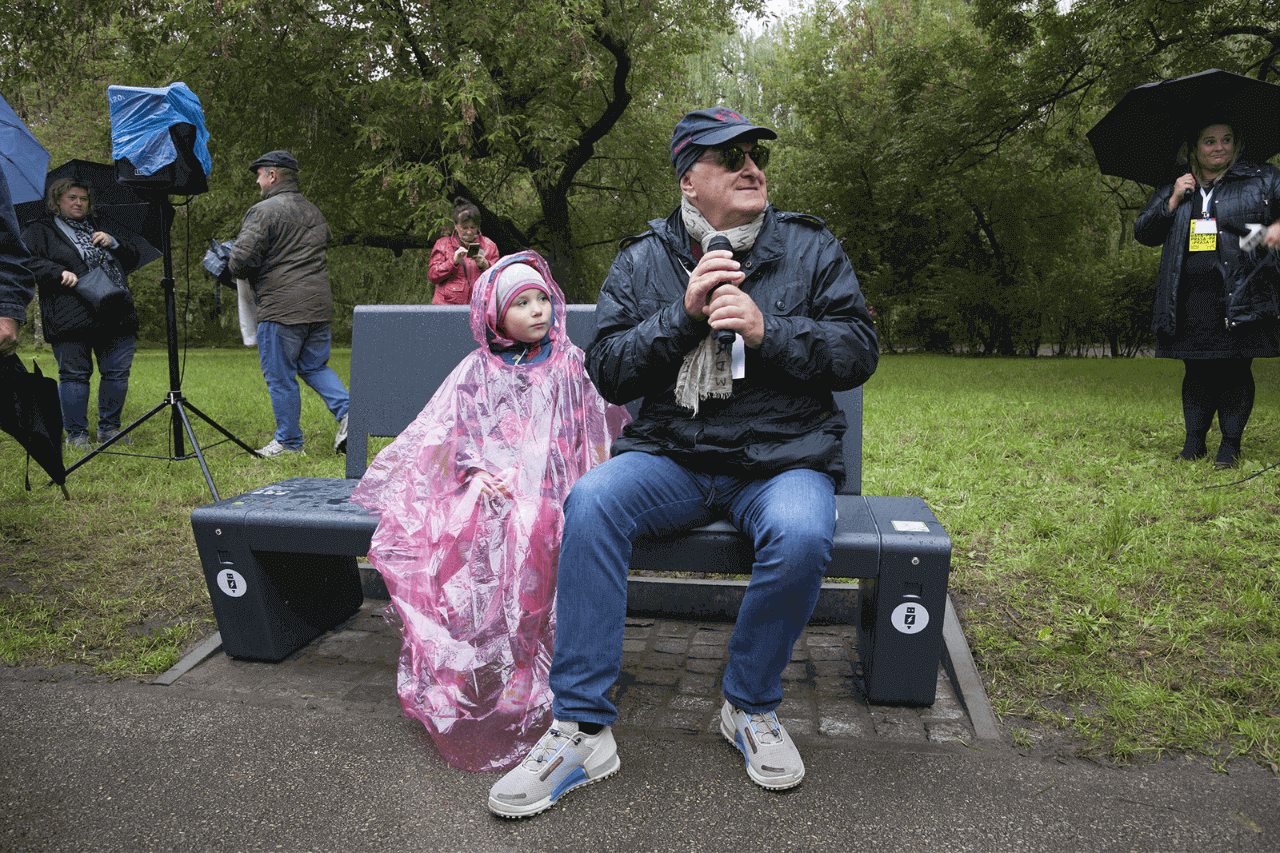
[{"left": 430, "top": 197, "right": 499, "bottom": 305}]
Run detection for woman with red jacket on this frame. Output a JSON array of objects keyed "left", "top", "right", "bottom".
[{"left": 430, "top": 198, "right": 499, "bottom": 305}]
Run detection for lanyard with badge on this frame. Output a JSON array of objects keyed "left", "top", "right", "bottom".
[{"left": 1189, "top": 186, "right": 1217, "bottom": 252}]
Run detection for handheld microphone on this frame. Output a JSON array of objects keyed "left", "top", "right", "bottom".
[{"left": 704, "top": 235, "right": 737, "bottom": 349}]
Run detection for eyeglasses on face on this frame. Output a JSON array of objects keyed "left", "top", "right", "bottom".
[{"left": 698, "top": 143, "right": 770, "bottom": 172}]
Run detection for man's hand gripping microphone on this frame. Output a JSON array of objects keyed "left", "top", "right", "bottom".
[{"left": 704, "top": 235, "right": 737, "bottom": 350}]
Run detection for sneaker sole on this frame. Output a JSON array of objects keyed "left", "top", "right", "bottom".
[
  {"left": 720, "top": 717, "right": 805, "bottom": 791},
  {"left": 488, "top": 752, "right": 620, "bottom": 819}
]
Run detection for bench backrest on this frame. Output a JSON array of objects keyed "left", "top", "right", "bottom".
[{"left": 347, "top": 304, "right": 862, "bottom": 494}]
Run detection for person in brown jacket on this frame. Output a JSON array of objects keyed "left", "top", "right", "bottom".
[{"left": 228, "top": 150, "right": 350, "bottom": 457}]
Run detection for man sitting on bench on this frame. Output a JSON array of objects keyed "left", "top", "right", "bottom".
[{"left": 488, "top": 108, "right": 879, "bottom": 817}]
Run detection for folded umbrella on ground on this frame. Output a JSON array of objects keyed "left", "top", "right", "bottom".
[{"left": 0, "top": 354, "right": 69, "bottom": 497}]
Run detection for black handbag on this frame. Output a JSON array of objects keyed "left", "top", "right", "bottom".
[{"left": 73, "top": 267, "right": 133, "bottom": 316}]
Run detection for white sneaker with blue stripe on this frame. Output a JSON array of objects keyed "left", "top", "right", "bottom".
[
  {"left": 487, "top": 721, "right": 620, "bottom": 818},
  {"left": 720, "top": 700, "right": 805, "bottom": 790}
]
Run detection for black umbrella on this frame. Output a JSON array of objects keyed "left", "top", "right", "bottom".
[
  {"left": 14, "top": 159, "right": 165, "bottom": 273},
  {"left": 1087, "top": 68, "right": 1280, "bottom": 187},
  {"left": 0, "top": 354, "right": 69, "bottom": 497}
]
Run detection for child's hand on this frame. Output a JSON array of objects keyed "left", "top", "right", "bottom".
[{"left": 471, "top": 469, "right": 514, "bottom": 498}]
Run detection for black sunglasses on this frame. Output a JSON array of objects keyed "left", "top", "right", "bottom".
[{"left": 699, "top": 143, "right": 770, "bottom": 172}]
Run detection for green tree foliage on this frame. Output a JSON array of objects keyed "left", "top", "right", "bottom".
[
  {"left": 152, "top": 0, "right": 760, "bottom": 298},
  {"left": 4, "top": 0, "right": 1279, "bottom": 350},
  {"left": 1, "top": 0, "right": 761, "bottom": 334},
  {"left": 742, "top": 0, "right": 1280, "bottom": 354}
]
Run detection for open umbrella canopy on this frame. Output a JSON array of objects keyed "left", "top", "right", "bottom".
[
  {"left": 14, "top": 159, "right": 165, "bottom": 273},
  {"left": 1087, "top": 68, "right": 1280, "bottom": 187},
  {"left": 0, "top": 92, "right": 50, "bottom": 205},
  {"left": 0, "top": 355, "right": 67, "bottom": 492}
]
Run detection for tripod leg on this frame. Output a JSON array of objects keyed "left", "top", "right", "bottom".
[
  {"left": 61, "top": 398, "right": 169, "bottom": 478},
  {"left": 173, "top": 400, "right": 220, "bottom": 501},
  {"left": 181, "top": 399, "right": 263, "bottom": 458}
]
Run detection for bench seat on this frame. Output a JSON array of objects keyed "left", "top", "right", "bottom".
[
  {"left": 192, "top": 477, "right": 949, "bottom": 705},
  {"left": 192, "top": 303, "right": 951, "bottom": 705}
]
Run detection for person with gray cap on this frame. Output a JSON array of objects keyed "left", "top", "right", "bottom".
[
  {"left": 228, "top": 150, "right": 350, "bottom": 457},
  {"left": 488, "top": 108, "right": 879, "bottom": 817}
]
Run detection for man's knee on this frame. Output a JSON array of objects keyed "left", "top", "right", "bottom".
[
  {"left": 562, "top": 462, "right": 616, "bottom": 523},
  {"left": 755, "top": 500, "right": 835, "bottom": 577}
]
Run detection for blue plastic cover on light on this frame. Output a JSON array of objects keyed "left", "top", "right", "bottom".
[{"left": 107, "top": 83, "right": 211, "bottom": 177}]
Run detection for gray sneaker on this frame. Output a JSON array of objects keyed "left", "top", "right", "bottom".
[
  {"left": 488, "top": 721, "right": 620, "bottom": 819},
  {"left": 256, "top": 439, "right": 305, "bottom": 458},
  {"left": 333, "top": 414, "right": 348, "bottom": 454},
  {"left": 720, "top": 700, "right": 805, "bottom": 790},
  {"left": 66, "top": 433, "right": 92, "bottom": 450}
]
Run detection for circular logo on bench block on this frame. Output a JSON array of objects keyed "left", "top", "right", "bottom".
[
  {"left": 217, "top": 569, "right": 248, "bottom": 598},
  {"left": 891, "top": 601, "right": 929, "bottom": 634}
]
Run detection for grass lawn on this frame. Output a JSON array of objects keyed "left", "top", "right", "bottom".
[{"left": 1, "top": 346, "right": 1277, "bottom": 768}]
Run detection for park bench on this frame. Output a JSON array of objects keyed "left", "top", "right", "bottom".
[{"left": 190, "top": 304, "right": 952, "bottom": 705}]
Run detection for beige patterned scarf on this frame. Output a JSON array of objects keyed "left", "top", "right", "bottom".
[{"left": 674, "top": 197, "right": 764, "bottom": 415}]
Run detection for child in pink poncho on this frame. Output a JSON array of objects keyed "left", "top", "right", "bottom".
[{"left": 351, "top": 250, "right": 629, "bottom": 772}]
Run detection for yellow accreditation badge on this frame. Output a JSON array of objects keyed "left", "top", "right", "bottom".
[{"left": 1189, "top": 218, "right": 1217, "bottom": 252}]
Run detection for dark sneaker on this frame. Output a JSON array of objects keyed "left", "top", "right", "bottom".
[
  {"left": 97, "top": 429, "right": 134, "bottom": 446},
  {"left": 720, "top": 700, "right": 805, "bottom": 790},
  {"left": 488, "top": 721, "right": 620, "bottom": 818}
]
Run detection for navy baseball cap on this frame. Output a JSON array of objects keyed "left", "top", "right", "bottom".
[
  {"left": 671, "top": 108, "right": 777, "bottom": 178},
  {"left": 249, "top": 150, "right": 299, "bottom": 173}
]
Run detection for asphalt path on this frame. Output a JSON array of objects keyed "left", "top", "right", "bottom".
[{"left": 1, "top": 668, "right": 1277, "bottom": 853}]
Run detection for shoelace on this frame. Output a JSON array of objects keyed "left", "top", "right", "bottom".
[
  {"left": 524, "top": 726, "right": 576, "bottom": 768},
  {"left": 742, "top": 711, "right": 783, "bottom": 744}
]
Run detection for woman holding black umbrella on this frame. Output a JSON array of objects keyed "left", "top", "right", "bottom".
[
  {"left": 21, "top": 177, "right": 140, "bottom": 450},
  {"left": 1134, "top": 119, "right": 1280, "bottom": 468}
]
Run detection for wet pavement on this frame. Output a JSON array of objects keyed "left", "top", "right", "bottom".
[
  {"left": 172, "top": 600, "right": 985, "bottom": 747},
  {"left": 3, "top": 592, "right": 1277, "bottom": 852}
]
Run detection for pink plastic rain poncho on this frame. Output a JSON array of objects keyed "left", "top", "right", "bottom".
[{"left": 351, "top": 250, "right": 629, "bottom": 772}]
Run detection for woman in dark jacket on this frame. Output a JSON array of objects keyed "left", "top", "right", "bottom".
[
  {"left": 21, "top": 177, "right": 140, "bottom": 449},
  {"left": 1134, "top": 120, "right": 1280, "bottom": 468}
]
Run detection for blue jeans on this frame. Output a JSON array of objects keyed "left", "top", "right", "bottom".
[
  {"left": 51, "top": 334, "right": 136, "bottom": 437},
  {"left": 549, "top": 451, "right": 835, "bottom": 726},
  {"left": 256, "top": 321, "right": 350, "bottom": 448}
]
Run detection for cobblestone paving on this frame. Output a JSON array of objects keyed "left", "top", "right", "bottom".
[
  {"left": 612, "top": 618, "right": 975, "bottom": 744},
  {"left": 177, "top": 603, "right": 978, "bottom": 745}
]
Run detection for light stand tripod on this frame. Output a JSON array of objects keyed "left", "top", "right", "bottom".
[{"left": 61, "top": 195, "right": 260, "bottom": 501}]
